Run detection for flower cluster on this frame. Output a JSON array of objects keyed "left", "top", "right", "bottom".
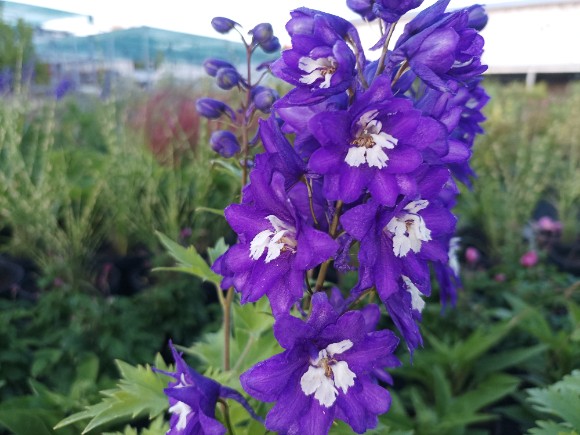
[{"left": 179, "top": 1, "right": 488, "bottom": 433}]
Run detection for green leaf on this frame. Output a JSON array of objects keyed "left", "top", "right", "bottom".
[
  {"left": 528, "top": 420, "right": 578, "bottom": 435},
  {"left": 207, "top": 237, "right": 229, "bottom": 266},
  {"left": 450, "top": 373, "right": 520, "bottom": 415},
  {"left": 527, "top": 370, "right": 580, "bottom": 430},
  {"left": 432, "top": 365, "right": 452, "bottom": 416},
  {"left": 211, "top": 159, "right": 242, "bottom": 179},
  {"left": 475, "top": 344, "right": 548, "bottom": 377},
  {"left": 0, "top": 409, "right": 55, "bottom": 435},
  {"left": 54, "top": 357, "right": 172, "bottom": 434},
  {"left": 195, "top": 206, "right": 225, "bottom": 217},
  {"left": 451, "top": 320, "right": 516, "bottom": 365},
  {"left": 153, "top": 230, "right": 222, "bottom": 287}
]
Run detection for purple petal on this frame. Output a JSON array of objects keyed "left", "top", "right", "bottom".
[
  {"left": 384, "top": 147, "right": 422, "bottom": 174},
  {"left": 308, "top": 146, "right": 343, "bottom": 174},
  {"left": 224, "top": 204, "right": 270, "bottom": 236},
  {"left": 368, "top": 171, "right": 399, "bottom": 206},
  {"left": 341, "top": 201, "right": 379, "bottom": 241},
  {"left": 274, "top": 314, "right": 316, "bottom": 349},
  {"left": 295, "top": 225, "right": 339, "bottom": 270},
  {"left": 240, "top": 350, "right": 305, "bottom": 402},
  {"left": 339, "top": 165, "right": 371, "bottom": 203},
  {"left": 264, "top": 371, "right": 311, "bottom": 433}
]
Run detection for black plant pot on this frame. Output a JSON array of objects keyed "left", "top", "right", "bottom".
[{"left": 548, "top": 240, "right": 580, "bottom": 276}]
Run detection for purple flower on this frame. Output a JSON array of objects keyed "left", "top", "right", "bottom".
[
  {"left": 203, "top": 58, "right": 236, "bottom": 77},
  {"left": 413, "top": 79, "right": 489, "bottom": 185},
  {"left": 249, "top": 23, "right": 274, "bottom": 44},
  {"left": 211, "top": 17, "right": 240, "bottom": 34},
  {"left": 210, "top": 130, "right": 241, "bottom": 158},
  {"left": 212, "top": 167, "right": 338, "bottom": 315},
  {"left": 157, "top": 342, "right": 262, "bottom": 435},
  {"left": 308, "top": 75, "right": 447, "bottom": 205},
  {"left": 340, "top": 170, "right": 457, "bottom": 352},
  {"left": 251, "top": 86, "right": 279, "bottom": 113},
  {"left": 255, "top": 116, "right": 306, "bottom": 188},
  {"left": 259, "top": 36, "right": 281, "bottom": 53},
  {"left": 390, "top": 0, "right": 487, "bottom": 91},
  {"left": 241, "top": 292, "right": 400, "bottom": 434},
  {"left": 196, "top": 98, "right": 236, "bottom": 120},
  {"left": 54, "top": 77, "right": 75, "bottom": 100},
  {"left": 348, "top": 0, "right": 424, "bottom": 23},
  {"left": 270, "top": 8, "right": 360, "bottom": 105},
  {"left": 216, "top": 67, "right": 242, "bottom": 90}
]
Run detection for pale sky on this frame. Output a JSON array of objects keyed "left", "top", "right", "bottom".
[{"left": 12, "top": 0, "right": 508, "bottom": 46}]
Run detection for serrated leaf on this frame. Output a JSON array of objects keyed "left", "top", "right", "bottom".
[
  {"left": 54, "top": 360, "right": 172, "bottom": 434},
  {"left": 528, "top": 419, "right": 578, "bottom": 435},
  {"left": 527, "top": 370, "right": 580, "bottom": 429},
  {"left": 208, "top": 237, "right": 229, "bottom": 265},
  {"left": 154, "top": 230, "right": 221, "bottom": 286}
]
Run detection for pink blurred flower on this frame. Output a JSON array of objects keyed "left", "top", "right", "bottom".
[
  {"left": 465, "top": 247, "right": 480, "bottom": 264},
  {"left": 180, "top": 227, "right": 193, "bottom": 239},
  {"left": 536, "top": 216, "right": 562, "bottom": 233},
  {"left": 494, "top": 273, "right": 506, "bottom": 282},
  {"left": 520, "top": 250, "right": 539, "bottom": 268}
]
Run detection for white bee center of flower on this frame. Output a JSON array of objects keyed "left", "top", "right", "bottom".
[
  {"left": 402, "top": 275, "right": 425, "bottom": 312},
  {"left": 168, "top": 401, "right": 193, "bottom": 430},
  {"left": 345, "top": 110, "right": 398, "bottom": 169},
  {"left": 298, "top": 56, "right": 337, "bottom": 89},
  {"left": 249, "top": 215, "right": 297, "bottom": 263},
  {"left": 300, "top": 339, "right": 356, "bottom": 408},
  {"left": 386, "top": 200, "right": 432, "bottom": 257},
  {"left": 448, "top": 236, "right": 461, "bottom": 276},
  {"left": 167, "top": 374, "right": 193, "bottom": 431}
]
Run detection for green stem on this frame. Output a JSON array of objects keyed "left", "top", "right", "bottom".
[
  {"left": 223, "top": 286, "right": 234, "bottom": 371},
  {"left": 218, "top": 399, "right": 237, "bottom": 435},
  {"left": 314, "top": 201, "right": 343, "bottom": 291},
  {"left": 347, "top": 287, "right": 375, "bottom": 310},
  {"left": 375, "top": 22, "right": 397, "bottom": 78},
  {"left": 391, "top": 59, "right": 410, "bottom": 87},
  {"left": 303, "top": 176, "right": 319, "bottom": 228}
]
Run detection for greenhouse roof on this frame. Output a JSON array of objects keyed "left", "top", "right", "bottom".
[
  {"left": 34, "top": 25, "right": 278, "bottom": 66},
  {"left": 0, "top": 1, "right": 88, "bottom": 26}
]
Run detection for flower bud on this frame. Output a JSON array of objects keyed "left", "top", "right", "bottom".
[
  {"left": 196, "top": 98, "right": 235, "bottom": 120},
  {"left": 251, "top": 86, "right": 279, "bottom": 113},
  {"left": 203, "top": 58, "right": 235, "bottom": 77},
  {"left": 466, "top": 5, "right": 488, "bottom": 31},
  {"left": 211, "top": 17, "right": 239, "bottom": 34},
  {"left": 216, "top": 67, "right": 241, "bottom": 90},
  {"left": 249, "top": 23, "right": 274, "bottom": 44},
  {"left": 210, "top": 130, "right": 240, "bottom": 158},
  {"left": 259, "top": 36, "right": 281, "bottom": 53}
]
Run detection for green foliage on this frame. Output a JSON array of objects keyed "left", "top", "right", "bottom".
[
  {"left": 0, "top": 12, "right": 37, "bottom": 90},
  {"left": 0, "top": 355, "right": 101, "bottom": 435},
  {"left": 54, "top": 355, "right": 171, "bottom": 434},
  {"left": 457, "top": 81, "right": 561, "bottom": 264},
  {"left": 153, "top": 231, "right": 222, "bottom": 288},
  {"left": 381, "top": 318, "right": 523, "bottom": 435},
  {"left": 527, "top": 370, "right": 580, "bottom": 434}
]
